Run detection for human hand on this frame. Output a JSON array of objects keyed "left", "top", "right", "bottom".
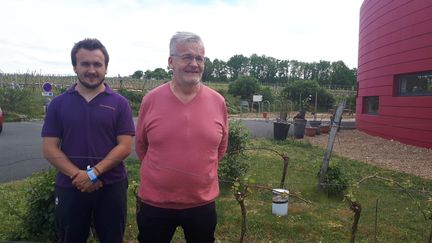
[
  {"left": 81, "top": 180, "right": 103, "bottom": 193},
  {"left": 71, "top": 170, "right": 94, "bottom": 192}
]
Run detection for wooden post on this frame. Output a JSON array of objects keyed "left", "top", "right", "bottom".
[{"left": 318, "top": 100, "right": 345, "bottom": 190}]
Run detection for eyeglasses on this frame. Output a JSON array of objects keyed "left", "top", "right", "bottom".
[{"left": 171, "top": 54, "right": 205, "bottom": 64}]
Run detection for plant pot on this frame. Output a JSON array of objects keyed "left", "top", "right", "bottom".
[
  {"left": 309, "top": 120, "right": 322, "bottom": 135},
  {"left": 294, "top": 119, "right": 307, "bottom": 139},
  {"left": 262, "top": 112, "right": 268, "bottom": 119},
  {"left": 320, "top": 124, "right": 330, "bottom": 134},
  {"left": 272, "top": 188, "right": 289, "bottom": 216},
  {"left": 273, "top": 122, "right": 290, "bottom": 140},
  {"left": 305, "top": 127, "right": 317, "bottom": 137},
  {"left": 309, "top": 120, "right": 321, "bottom": 128}
]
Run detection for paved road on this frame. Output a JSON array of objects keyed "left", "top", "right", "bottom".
[
  {"left": 0, "top": 119, "right": 354, "bottom": 183},
  {"left": 0, "top": 120, "right": 138, "bottom": 183},
  {"left": 0, "top": 120, "right": 50, "bottom": 183}
]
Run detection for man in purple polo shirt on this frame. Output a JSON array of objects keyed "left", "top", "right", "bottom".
[{"left": 41, "top": 38, "right": 135, "bottom": 243}]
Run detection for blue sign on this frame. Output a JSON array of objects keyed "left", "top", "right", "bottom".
[{"left": 42, "top": 82, "right": 52, "bottom": 92}]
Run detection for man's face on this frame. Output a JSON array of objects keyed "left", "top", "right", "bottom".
[
  {"left": 169, "top": 41, "right": 205, "bottom": 86},
  {"left": 73, "top": 48, "right": 107, "bottom": 89}
]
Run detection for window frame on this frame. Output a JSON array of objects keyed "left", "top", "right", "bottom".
[
  {"left": 363, "top": 96, "right": 379, "bottom": 115},
  {"left": 396, "top": 71, "right": 432, "bottom": 96}
]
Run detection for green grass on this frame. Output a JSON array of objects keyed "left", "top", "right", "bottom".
[{"left": 1, "top": 138, "right": 431, "bottom": 242}]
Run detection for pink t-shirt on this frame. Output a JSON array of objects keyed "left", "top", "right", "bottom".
[{"left": 136, "top": 83, "right": 228, "bottom": 209}]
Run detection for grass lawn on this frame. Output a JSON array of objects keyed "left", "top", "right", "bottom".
[{"left": 1, "top": 138, "right": 431, "bottom": 242}]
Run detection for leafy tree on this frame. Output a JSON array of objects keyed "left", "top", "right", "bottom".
[
  {"left": 249, "top": 54, "right": 266, "bottom": 81},
  {"left": 227, "top": 54, "right": 249, "bottom": 81},
  {"left": 259, "top": 86, "right": 274, "bottom": 103},
  {"left": 228, "top": 76, "right": 260, "bottom": 100},
  {"left": 151, "top": 68, "right": 169, "bottom": 80},
  {"left": 219, "top": 120, "right": 250, "bottom": 184},
  {"left": 212, "top": 58, "right": 229, "bottom": 82},
  {"left": 144, "top": 70, "right": 153, "bottom": 80},
  {"left": 280, "top": 80, "right": 334, "bottom": 111},
  {"left": 330, "top": 61, "right": 356, "bottom": 87},
  {"left": 315, "top": 60, "right": 332, "bottom": 85},
  {"left": 262, "top": 56, "right": 278, "bottom": 83},
  {"left": 276, "top": 59, "right": 290, "bottom": 83},
  {"left": 203, "top": 57, "right": 214, "bottom": 82},
  {"left": 131, "top": 70, "right": 143, "bottom": 79}
]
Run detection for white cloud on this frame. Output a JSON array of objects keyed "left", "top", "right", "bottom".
[{"left": 0, "top": 0, "right": 363, "bottom": 76}]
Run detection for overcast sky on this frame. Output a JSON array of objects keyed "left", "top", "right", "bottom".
[{"left": 0, "top": 0, "right": 364, "bottom": 77}]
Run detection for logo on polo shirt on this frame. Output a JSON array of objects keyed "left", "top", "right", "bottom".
[{"left": 99, "top": 104, "right": 116, "bottom": 110}]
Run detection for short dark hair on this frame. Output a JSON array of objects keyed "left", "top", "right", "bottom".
[{"left": 71, "top": 38, "right": 109, "bottom": 67}]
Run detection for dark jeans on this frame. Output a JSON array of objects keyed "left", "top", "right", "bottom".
[
  {"left": 136, "top": 200, "right": 217, "bottom": 243},
  {"left": 54, "top": 179, "right": 128, "bottom": 243}
]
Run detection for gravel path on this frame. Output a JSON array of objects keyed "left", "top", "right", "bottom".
[{"left": 302, "top": 130, "right": 432, "bottom": 180}]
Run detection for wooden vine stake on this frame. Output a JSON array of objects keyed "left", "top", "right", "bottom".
[{"left": 318, "top": 100, "right": 345, "bottom": 191}]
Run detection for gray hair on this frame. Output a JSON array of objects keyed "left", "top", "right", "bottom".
[{"left": 169, "top": 31, "right": 204, "bottom": 56}]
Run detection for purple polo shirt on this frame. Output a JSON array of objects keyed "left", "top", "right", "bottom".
[{"left": 41, "top": 83, "right": 135, "bottom": 187}]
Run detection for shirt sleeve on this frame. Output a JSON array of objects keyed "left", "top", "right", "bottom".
[
  {"left": 41, "top": 97, "right": 62, "bottom": 138},
  {"left": 135, "top": 96, "right": 149, "bottom": 161},
  {"left": 218, "top": 100, "right": 228, "bottom": 161},
  {"left": 116, "top": 97, "right": 135, "bottom": 136}
]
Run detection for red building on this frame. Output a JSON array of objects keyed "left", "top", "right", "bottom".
[{"left": 356, "top": 0, "right": 432, "bottom": 148}]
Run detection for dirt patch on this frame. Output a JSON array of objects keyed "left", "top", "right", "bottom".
[{"left": 302, "top": 130, "right": 432, "bottom": 180}]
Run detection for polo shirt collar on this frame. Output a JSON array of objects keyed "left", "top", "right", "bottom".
[{"left": 66, "top": 83, "right": 114, "bottom": 95}]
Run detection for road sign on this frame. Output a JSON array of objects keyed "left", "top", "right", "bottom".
[
  {"left": 42, "top": 92, "right": 53, "bottom": 97},
  {"left": 42, "top": 82, "right": 52, "bottom": 92},
  {"left": 253, "top": 95, "right": 263, "bottom": 102}
]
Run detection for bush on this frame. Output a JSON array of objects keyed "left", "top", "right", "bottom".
[
  {"left": 0, "top": 88, "right": 45, "bottom": 120},
  {"left": 228, "top": 76, "right": 260, "bottom": 100},
  {"left": 17, "top": 169, "right": 57, "bottom": 242},
  {"left": 318, "top": 165, "right": 349, "bottom": 197},
  {"left": 280, "top": 80, "right": 335, "bottom": 111},
  {"left": 219, "top": 120, "right": 250, "bottom": 184},
  {"left": 117, "top": 88, "right": 145, "bottom": 115}
]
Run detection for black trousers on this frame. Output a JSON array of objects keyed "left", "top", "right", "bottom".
[
  {"left": 136, "top": 200, "right": 217, "bottom": 243},
  {"left": 54, "top": 179, "right": 128, "bottom": 243}
]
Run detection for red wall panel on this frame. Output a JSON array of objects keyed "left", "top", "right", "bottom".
[
  {"left": 357, "top": 0, "right": 432, "bottom": 148},
  {"left": 359, "top": 28, "right": 432, "bottom": 66},
  {"left": 359, "top": 1, "right": 431, "bottom": 43},
  {"left": 358, "top": 58, "right": 432, "bottom": 82},
  {"left": 380, "top": 96, "right": 432, "bottom": 108}
]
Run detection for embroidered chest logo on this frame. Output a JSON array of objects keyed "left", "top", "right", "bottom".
[{"left": 99, "top": 104, "right": 116, "bottom": 110}]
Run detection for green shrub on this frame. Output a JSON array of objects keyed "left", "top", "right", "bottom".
[
  {"left": 219, "top": 121, "right": 250, "bottom": 184},
  {"left": 319, "top": 164, "right": 348, "bottom": 197},
  {"left": 0, "top": 88, "right": 45, "bottom": 120},
  {"left": 228, "top": 76, "right": 260, "bottom": 100},
  {"left": 117, "top": 88, "right": 145, "bottom": 115},
  {"left": 17, "top": 169, "right": 57, "bottom": 242}
]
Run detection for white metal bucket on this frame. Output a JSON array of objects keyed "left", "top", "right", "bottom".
[{"left": 272, "top": 188, "right": 289, "bottom": 216}]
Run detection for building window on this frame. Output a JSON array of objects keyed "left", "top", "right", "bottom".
[
  {"left": 397, "top": 71, "right": 432, "bottom": 96},
  {"left": 363, "top": 96, "right": 379, "bottom": 114}
]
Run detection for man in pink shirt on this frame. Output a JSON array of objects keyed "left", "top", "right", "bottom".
[{"left": 135, "top": 32, "right": 228, "bottom": 242}]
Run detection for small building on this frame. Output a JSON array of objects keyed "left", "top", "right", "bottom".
[{"left": 356, "top": 0, "right": 432, "bottom": 148}]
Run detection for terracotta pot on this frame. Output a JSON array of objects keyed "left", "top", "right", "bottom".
[
  {"left": 320, "top": 125, "right": 330, "bottom": 134},
  {"left": 305, "top": 127, "right": 317, "bottom": 137}
]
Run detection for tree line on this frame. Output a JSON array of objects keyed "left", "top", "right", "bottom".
[{"left": 132, "top": 54, "right": 357, "bottom": 88}]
